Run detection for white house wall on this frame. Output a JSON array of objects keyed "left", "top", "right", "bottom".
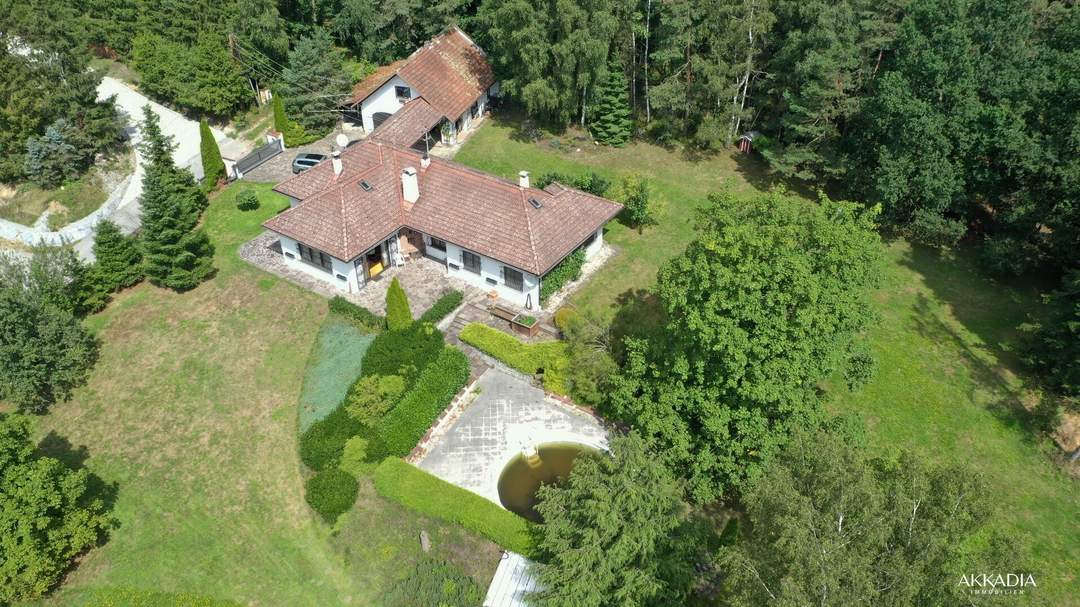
[
  {"left": 360, "top": 74, "right": 413, "bottom": 132},
  {"left": 277, "top": 235, "right": 364, "bottom": 292},
  {"left": 584, "top": 228, "right": 604, "bottom": 258},
  {"left": 444, "top": 241, "right": 541, "bottom": 310}
]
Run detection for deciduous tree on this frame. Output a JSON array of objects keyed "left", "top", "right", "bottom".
[{"left": 0, "top": 414, "right": 112, "bottom": 602}]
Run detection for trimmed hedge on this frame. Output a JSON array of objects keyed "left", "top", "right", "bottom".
[
  {"left": 418, "top": 290, "right": 464, "bottom": 324},
  {"left": 367, "top": 347, "right": 470, "bottom": 460},
  {"left": 328, "top": 296, "right": 385, "bottom": 332},
  {"left": 459, "top": 323, "right": 569, "bottom": 395},
  {"left": 305, "top": 468, "right": 359, "bottom": 523},
  {"left": 373, "top": 458, "right": 536, "bottom": 556},
  {"left": 361, "top": 322, "right": 444, "bottom": 382},
  {"left": 299, "top": 405, "right": 363, "bottom": 470}
]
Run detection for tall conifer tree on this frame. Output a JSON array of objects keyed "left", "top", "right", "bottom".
[{"left": 589, "top": 60, "right": 633, "bottom": 145}]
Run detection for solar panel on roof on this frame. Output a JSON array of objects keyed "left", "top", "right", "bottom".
[
  {"left": 359, "top": 180, "right": 373, "bottom": 191},
  {"left": 528, "top": 197, "right": 543, "bottom": 209}
]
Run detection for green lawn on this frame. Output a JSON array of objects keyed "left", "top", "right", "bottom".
[
  {"left": 33, "top": 182, "right": 498, "bottom": 606},
  {"left": 456, "top": 114, "right": 1080, "bottom": 603}
]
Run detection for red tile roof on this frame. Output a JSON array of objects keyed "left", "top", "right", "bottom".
[
  {"left": 266, "top": 141, "right": 622, "bottom": 274},
  {"left": 369, "top": 97, "right": 443, "bottom": 149},
  {"left": 342, "top": 28, "right": 495, "bottom": 122},
  {"left": 344, "top": 60, "right": 407, "bottom": 107}
]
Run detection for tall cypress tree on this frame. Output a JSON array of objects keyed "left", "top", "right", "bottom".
[
  {"left": 137, "top": 107, "right": 214, "bottom": 291},
  {"left": 198, "top": 118, "right": 225, "bottom": 192},
  {"left": 589, "top": 60, "right": 633, "bottom": 146}
]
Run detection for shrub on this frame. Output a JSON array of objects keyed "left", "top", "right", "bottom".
[
  {"left": 339, "top": 437, "right": 369, "bottom": 476},
  {"left": 385, "top": 277, "right": 412, "bottom": 330},
  {"left": 361, "top": 322, "right": 444, "bottom": 382},
  {"left": 327, "top": 296, "right": 385, "bottom": 332},
  {"left": 540, "top": 247, "right": 586, "bottom": 303},
  {"left": 367, "top": 347, "right": 470, "bottom": 460},
  {"left": 382, "top": 559, "right": 483, "bottom": 607},
  {"left": 418, "top": 290, "right": 464, "bottom": 324},
  {"left": 553, "top": 307, "right": 578, "bottom": 332},
  {"left": 305, "top": 468, "right": 358, "bottom": 523},
  {"left": 344, "top": 374, "right": 405, "bottom": 426},
  {"left": 373, "top": 458, "right": 537, "bottom": 555},
  {"left": 459, "top": 323, "right": 569, "bottom": 395},
  {"left": 612, "top": 173, "right": 655, "bottom": 230},
  {"left": 298, "top": 405, "right": 363, "bottom": 470},
  {"left": 560, "top": 310, "right": 617, "bottom": 406},
  {"left": 236, "top": 191, "right": 259, "bottom": 211}
]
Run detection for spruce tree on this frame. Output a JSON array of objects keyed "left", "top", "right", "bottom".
[
  {"left": 198, "top": 118, "right": 225, "bottom": 192},
  {"left": 588, "top": 60, "right": 633, "bottom": 146},
  {"left": 92, "top": 220, "right": 143, "bottom": 291},
  {"left": 385, "top": 277, "right": 412, "bottom": 330},
  {"left": 137, "top": 107, "right": 214, "bottom": 291}
]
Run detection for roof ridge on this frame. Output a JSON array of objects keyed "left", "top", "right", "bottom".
[
  {"left": 517, "top": 185, "right": 541, "bottom": 275},
  {"left": 339, "top": 188, "right": 348, "bottom": 254}
]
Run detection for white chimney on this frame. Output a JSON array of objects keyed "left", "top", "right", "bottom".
[
  {"left": 518, "top": 170, "right": 530, "bottom": 189},
  {"left": 331, "top": 150, "right": 342, "bottom": 176},
  {"left": 401, "top": 167, "right": 419, "bottom": 203},
  {"left": 421, "top": 154, "right": 431, "bottom": 169}
]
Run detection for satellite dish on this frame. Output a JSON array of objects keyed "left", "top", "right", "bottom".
[{"left": 335, "top": 133, "right": 350, "bottom": 148}]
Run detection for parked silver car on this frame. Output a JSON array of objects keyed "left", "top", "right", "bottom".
[{"left": 291, "top": 153, "right": 327, "bottom": 174}]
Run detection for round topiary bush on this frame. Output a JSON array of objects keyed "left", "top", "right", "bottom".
[{"left": 305, "top": 468, "right": 358, "bottom": 523}]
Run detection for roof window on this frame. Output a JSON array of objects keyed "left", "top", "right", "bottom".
[
  {"left": 528, "top": 197, "right": 543, "bottom": 209},
  {"left": 359, "top": 180, "right": 373, "bottom": 192}
]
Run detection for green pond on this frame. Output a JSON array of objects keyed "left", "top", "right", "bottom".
[{"left": 497, "top": 442, "right": 596, "bottom": 522}]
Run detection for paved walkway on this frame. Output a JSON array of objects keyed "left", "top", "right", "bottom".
[
  {"left": 414, "top": 367, "right": 608, "bottom": 507},
  {"left": 239, "top": 230, "right": 484, "bottom": 318}
]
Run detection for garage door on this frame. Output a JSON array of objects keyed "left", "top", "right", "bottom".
[{"left": 372, "top": 112, "right": 393, "bottom": 130}]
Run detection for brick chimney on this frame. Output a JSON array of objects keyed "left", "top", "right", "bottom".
[
  {"left": 518, "top": 170, "right": 529, "bottom": 188},
  {"left": 401, "top": 167, "right": 419, "bottom": 203}
]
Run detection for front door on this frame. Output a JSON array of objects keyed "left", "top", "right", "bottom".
[{"left": 365, "top": 247, "right": 384, "bottom": 279}]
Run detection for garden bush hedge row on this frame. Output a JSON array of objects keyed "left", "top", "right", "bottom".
[
  {"left": 458, "top": 323, "right": 569, "bottom": 395},
  {"left": 328, "top": 296, "right": 384, "bottom": 332},
  {"left": 373, "top": 458, "right": 536, "bottom": 556},
  {"left": 299, "top": 405, "right": 363, "bottom": 470},
  {"left": 382, "top": 559, "right": 483, "bottom": 607},
  {"left": 418, "top": 290, "right": 464, "bottom": 324},
  {"left": 366, "top": 347, "right": 470, "bottom": 460},
  {"left": 305, "top": 468, "right": 358, "bottom": 523},
  {"left": 361, "top": 322, "right": 444, "bottom": 382}
]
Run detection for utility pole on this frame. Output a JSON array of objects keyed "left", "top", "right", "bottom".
[{"left": 228, "top": 33, "right": 262, "bottom": 108}]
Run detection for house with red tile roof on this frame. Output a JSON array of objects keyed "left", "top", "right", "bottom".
[
  {"left": 341, "top": 27, "right": 497, "bottom": 149},
  {"left": 264, "top": 140, "right": 621, "bottom": 310}
]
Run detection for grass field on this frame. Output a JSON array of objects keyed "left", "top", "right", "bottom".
[
  {"left": 456, "top": 114, "right": 1080, "bottom": 603},
  {"left": 32, "top": 182, "right": 498, "bottom": 606}
]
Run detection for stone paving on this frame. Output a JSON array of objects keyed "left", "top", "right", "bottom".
[
  {"left": 414, "top": 367, "right": 608, "bottom": 507},
  {"left": 239, "top": 230, "right": 484, "bottom": 318}
]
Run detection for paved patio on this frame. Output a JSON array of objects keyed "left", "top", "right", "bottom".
[
  {"left": 239, "top": 230, "right": 484, "bottom": 317},
  {"left": 414, "top": 367, "right": 608, "bottom": 506}
]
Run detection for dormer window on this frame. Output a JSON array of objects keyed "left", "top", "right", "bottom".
[{"left": 395, "top": 86, "right": 411, "bottom": 101}]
